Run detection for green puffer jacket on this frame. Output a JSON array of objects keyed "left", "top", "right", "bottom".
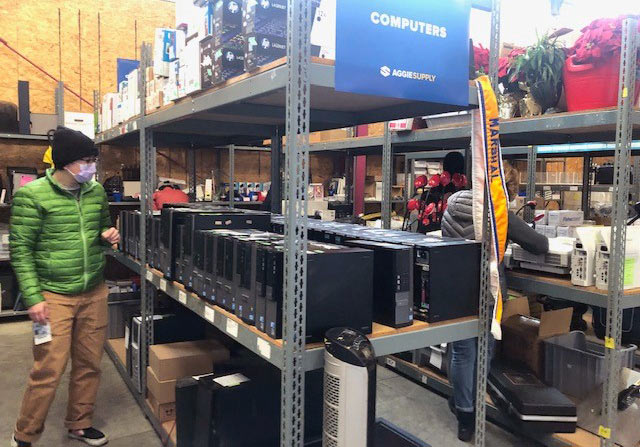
[{"left": 10, "top": 169, "right": 111, "bottom": 307}]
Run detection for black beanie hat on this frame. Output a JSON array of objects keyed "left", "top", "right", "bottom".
[{"left": 51, "top": 126, "right": 98, "bottom": 169}]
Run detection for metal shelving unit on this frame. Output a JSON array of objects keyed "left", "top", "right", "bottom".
[
  {"left": 271, "top": 14, "right": 638, "bottom": 447},
  {"left": 95, "top": 2, "right": 495, "bottom": 446},
  {"left": 108, "top": 250, "right": 479, "bottom": 372},
  {"left": 0, "top": 310, "right": 28, "bottom": 318},
  {"left": 0, "top": 133, "right": 49, "bottom": 141}
]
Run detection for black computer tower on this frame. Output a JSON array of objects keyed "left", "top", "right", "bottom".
[
  {"left": 159, "top": 208, "right": 271, "bottom": 282},
  {"left": 254, "top": 242, "right": 273, "bottom": 333},
  {"left": 413, "top": 239, "right": 480, "bottom": 323},
  {"left": 263, "top": 242, "right": 374, "bottom": 343},
  {"left": 193, "top": 362, "right": 322, "bottom": 447},
  {"left": 345, "top": 240, "right": 414, "bottom": 328},
  {"left": 118, "top": 210, "right": 129, "bottom": 254},
  {"left": 150, "top": 215, "right": 162, "bottom": 268}
]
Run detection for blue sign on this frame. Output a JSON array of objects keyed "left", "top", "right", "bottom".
[{"left": 335, "top": 0, "right": 471, "bottom": 106}]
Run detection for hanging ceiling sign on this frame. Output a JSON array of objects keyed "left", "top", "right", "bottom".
[{"left": 335, "top": 0, "right": 471, "bottom": 106}]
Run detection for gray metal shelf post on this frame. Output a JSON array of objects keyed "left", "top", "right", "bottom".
[
  {"left": 475, "top": 1, "right": 501, "bottom": 446},
  {"left": 602, "top": 18, "right": 637, "bottom": 447},
  {"left": 93, "top": 89, "right": 102, "bottom": 183},
  {"left": 228, "top": 144, "right": 235, "bottom": 208},
  {"left": 139, "top": 42, "right": 154, "bottom": 395},
  {"left": 282, "top": 0, "right": 311, "bottom": 445},
  {"left": 633, "top": 156, "right": 640, "bottom": 203},
  {"left": 582, "top": 155, "right": 592, "bottom": 219},
  {"left": 382, "top": 122, "right": 392, "bottom": 228},
  {"left": 271, "top": 128, "right": 283, "bottom": 214},
  {"left": 525, "top": 146, "right": 537, "bottom": 222},
  {"left": 188, "top": 144, "right": 196, "bottom": 201}
]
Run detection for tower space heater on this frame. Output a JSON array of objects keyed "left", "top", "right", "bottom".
[{"left": 323, "top": 327, "right": 376, "bottom": 447}]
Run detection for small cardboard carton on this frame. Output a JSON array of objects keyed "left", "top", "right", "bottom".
[
  {"left": 149, "top": 339, "right": 229, "bottom": 382},
  {"left": 147, "top": 392, "right": 176, "bottom": 423},
  {"left": 147, "top": 366, "right": 176, "bottom": 404},
  {"left": 501, "top": 297, "right": 572, "bottom": 378}
]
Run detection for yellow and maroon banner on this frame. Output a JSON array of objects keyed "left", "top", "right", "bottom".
[{"left": 471, "top": 75, "right": 509, "bottom": 339}]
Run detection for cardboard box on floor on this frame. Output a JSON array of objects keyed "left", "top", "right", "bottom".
[
  {"left": 147, "top": 394, "right": 176, "bottom": 423},
  {"left": 147, "top": 366, "right": 177, "bottom": 404},
  {"left": 149, "top": 339, "right": 230, "bottom": 382},
  {"left": 501, "top": 297, "right": 572, "bottom": 378}
]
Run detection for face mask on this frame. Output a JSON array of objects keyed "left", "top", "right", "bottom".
[{"left": 66, "top": 162, "right": 96, "bottom": 183}]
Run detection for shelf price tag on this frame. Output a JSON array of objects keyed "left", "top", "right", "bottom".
[
  {"left": 421, "top": 375, "right": 428, "bottom": 385},
  {"left": 598, "top": 425, "right": 611, "bottom": 439},
  {"left": 204, "top": 306, "right": 215, "bottom": 323},
  {"left": 257, "top": 338, "right": 271, "bottom": 359},
  {"left": 385, "top": 358, "right": 396, "bottom": 368},
  {"left": 146, "top": 270, "right": 153, "bottom": 282},
  {"left": 604, "top": 337, "right": 615, "bottom": 349},
  {"left": 178, "top": 290, "right": 187, "bottom": 305},
  {"left": 569, "top": 186, "right": 578, "bottom": 192},
  {"left": 226, "top": 319, "right": 239, "bottom": 338},
  {"left": 159, "top": 279, "right": 168, "bottom": 292}
]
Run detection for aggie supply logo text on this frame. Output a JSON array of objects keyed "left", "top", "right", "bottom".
[{"left": 379, "top": 66, "right": 437, "bottom": 82}]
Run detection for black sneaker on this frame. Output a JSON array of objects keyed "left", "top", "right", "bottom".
[
  {"left": 10, "top": 436, "right": 31, "bottom": 447},
  {"left": 68, "top": 428, "right": 108, "bottom": 446},
  {"left": 457, "top": 411, "right": 475, "bottom": 443}
]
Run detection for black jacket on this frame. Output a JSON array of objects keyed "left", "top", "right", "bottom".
[{"left": 441, "top": 190, "right": 549, "bottom": 297}]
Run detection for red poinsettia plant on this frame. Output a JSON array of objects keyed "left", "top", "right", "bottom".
[
  {"left": 570, "top": 15, "right": 640, "bottom": 64},
  {"left": 498, "top": 47, "right": 526, "bottom": 91},
  {"left": 473, "top": 44, "right": 490, "bottom": 74}
]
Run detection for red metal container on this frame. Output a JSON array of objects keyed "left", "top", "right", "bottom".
[{"left": 563, "top": 54, "right": 639, "bottom": 112}]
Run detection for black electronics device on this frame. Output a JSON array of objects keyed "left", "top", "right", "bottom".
[
  {"left": 374, "top": 419, "right": 432, "bottom": 447},
  {"left": 262, "top": 241, "right": 374, "bottom": 342},
  {"left": 232, "top": 231, "right": 280, "bottom": 324},
  {"left": 345, "top": 240, "right": 414, "bottom": 328},
  {"left": 175, "top": 375, "right": 200, "bottom": 447},
  {"left": 119, "top": 210, "right": 129, "bottom": 254},
  {"left": 158, "top": 207, "right": 270, "bottom": 281},
  {"left": 412, "top": 238, "right": 480, "bottom": 323},
  {"left": 193, "top": 360, "right": 322, "bottom": 447},
  {"left": 487, "top": 360, "right": 577, "bottom": 433}
]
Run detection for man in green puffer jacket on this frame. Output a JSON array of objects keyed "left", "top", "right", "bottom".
[{"left": 11, "top": 127, "right": 119, "bottom": 447}]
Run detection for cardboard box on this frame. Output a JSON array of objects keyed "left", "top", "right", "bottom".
[
  {"left": 501, "top": 297, "right": 572, "bottom": 378},
  {"left": 556, "top": 226, "right": 578, "bottom": 238},
  {"left": 149, "top": 339, "right": 229, "bottom": 382},
  {"left": 147, "top": 366, "right": 176, "bottom": 404},
  {"left": 147, "top": 393, "right": 176, "bottom": 423},
  {"left": 548, "top": 210, "right": 584, "bottom": 227}
]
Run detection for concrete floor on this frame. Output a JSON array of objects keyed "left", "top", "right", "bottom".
[{"left": 1, "top": 320, "right": 534, "bottom": 446}]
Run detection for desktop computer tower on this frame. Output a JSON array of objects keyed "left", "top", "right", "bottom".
[
  {"left": 412, "top": 238, "right": 480, "bottom": 323},
  {"left": 150, "top": 215, "right": 162, "bottom": 268},
  {"left": 262, "top": 242, "right": 374, "bottom": 342},
  {"left": 119, "top": 210, "right": 129, "bottom": 254},
  {"left": 132, "top": 211, "right": 141, "bottom": 259},
  {"left": 232, "top": 231, "right": 280, "bottom": 324},
  {"left": 345, "top": 240, "right": 413, "bottom": 328},
  {"left": 193, "top": 359, "right": 323, "bottom": 447},
  {"left": 255, "top": 241, "right": 281, "bottom": 333},
  {"left": 159, "top": 208, "right": 271, "bottom": 282}
]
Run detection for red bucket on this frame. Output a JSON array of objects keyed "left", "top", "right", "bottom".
[{"left": 563, "top": 54, "right": 640, "bottom": 112}]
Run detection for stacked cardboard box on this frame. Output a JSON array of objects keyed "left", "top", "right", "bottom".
[{"left": 146, "top": 339, "right": 230, "bottom": 422}]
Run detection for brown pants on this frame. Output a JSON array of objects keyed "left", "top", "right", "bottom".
[{"left": 15, "top": 283, "right": 109, "bottom": 443}]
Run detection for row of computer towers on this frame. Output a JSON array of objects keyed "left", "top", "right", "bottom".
[{"left": 118, "top": 204, "right": 481, "bottom": 446}]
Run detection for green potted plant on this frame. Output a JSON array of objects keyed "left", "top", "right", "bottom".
[{"left": 510, "top": 33, "right": 567, "bottom": 115}]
